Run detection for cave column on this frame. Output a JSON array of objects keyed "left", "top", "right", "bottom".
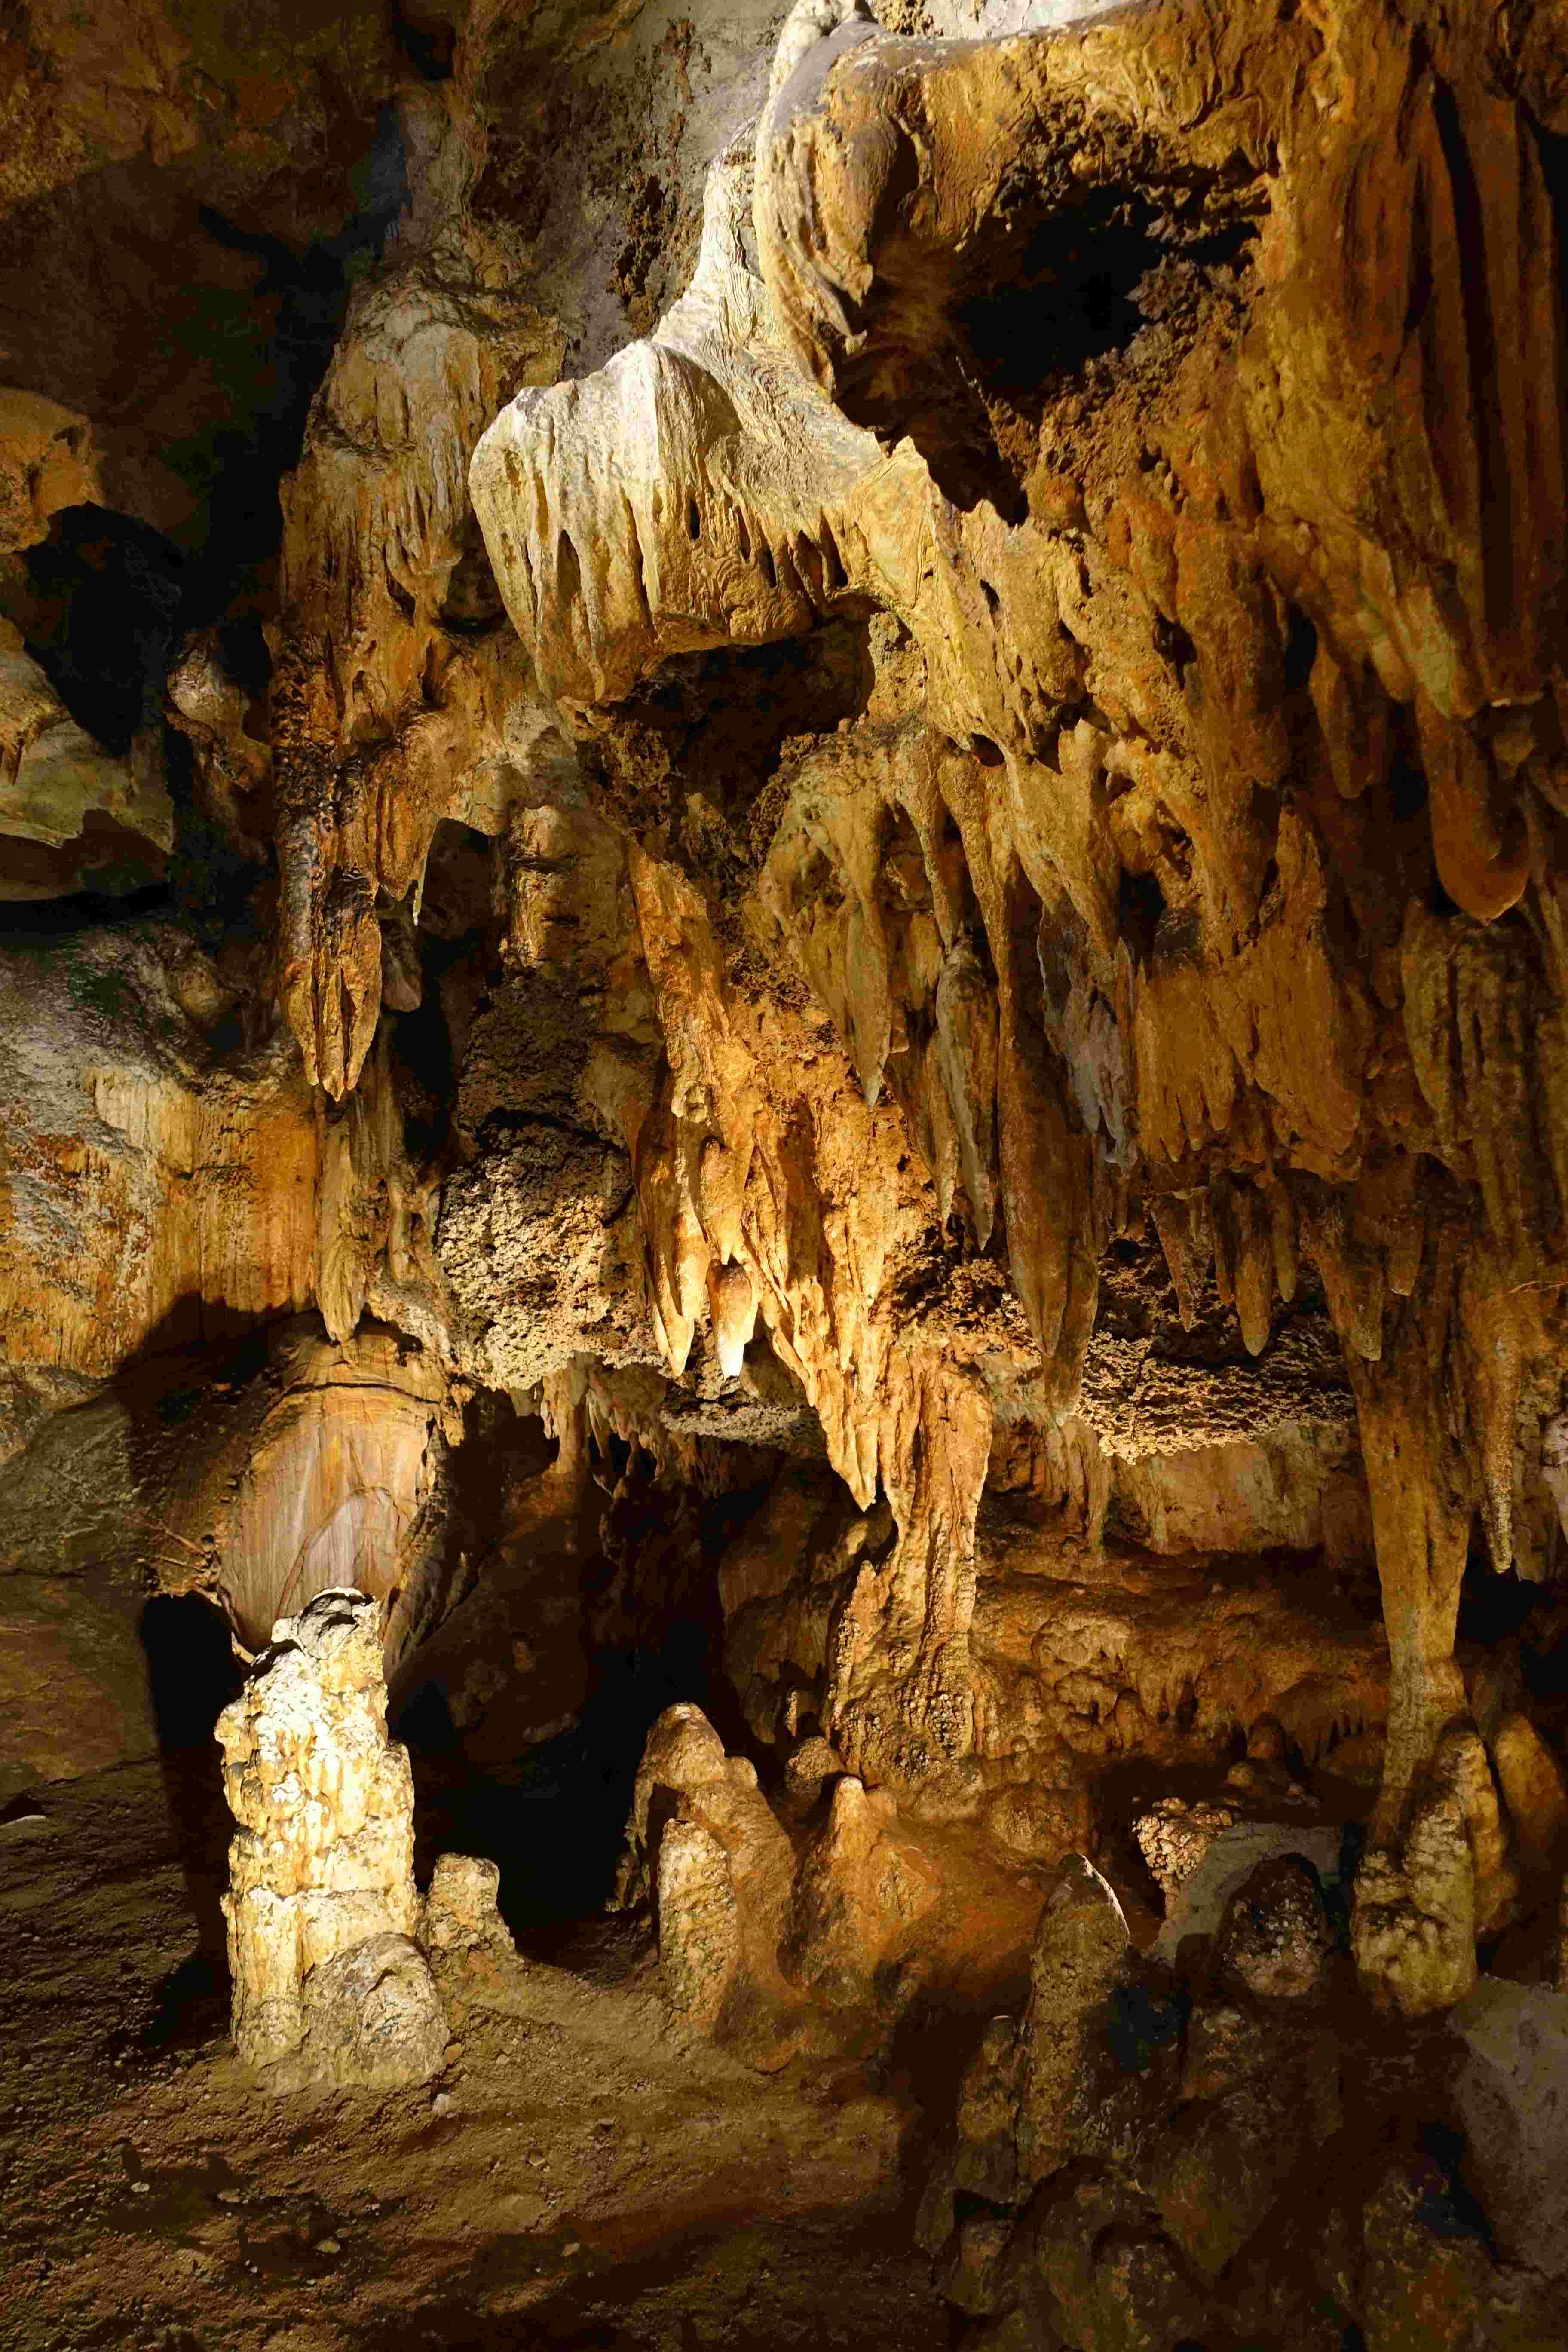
[
  {"left": 1347, "top": 1351, "right": 1471, "bottom": 1853},
  {"left": 823, "top": 1349, "right": 991, "bottom": 1798},
  {"left": 1338, "top": 1239, "right": 1517, "bottom": 2015}
]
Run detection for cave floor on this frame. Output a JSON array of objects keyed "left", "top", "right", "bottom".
[{"left": 0, "top": 1758, "right": 949, "bottom": 2352}]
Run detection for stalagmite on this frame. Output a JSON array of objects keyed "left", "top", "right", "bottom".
[{"left": 215, "top": 1589, "right": 447, "bottom": 2092}]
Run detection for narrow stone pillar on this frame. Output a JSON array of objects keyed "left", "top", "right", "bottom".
[{"left": 216, "top": 1587, "right": 448, "bottom": 2092}]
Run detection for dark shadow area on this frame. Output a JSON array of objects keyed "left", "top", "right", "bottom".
[
  {"left": 1458, "top": 1541, "right": 1568, "bottom": 1761},
  {"left": 831, "top": 158, "right": 1260, "bottom": 519},
  {"left": 585, "top": 619, "right": 876, "bottom": 854},
  {"left": 0, "top": 864, "right": 174, "bottom": 935},
  {"left": 136, "top": 1592, "right": 244, "bottom": 2052},
  {"left": 0, "top": 100, "right": 414, "bottom": 945},
  {"left": 959, "top": 205, "right": 1256, "bottom": 424},
  {"left": 394, "top": 0, "right": 458, "bottom": 83},
  {"left": 349, "top": 2202, "right": 937, "bottom": 2352},
  {"left": 872, "top": 1960, "right": 1034, "bottom": 2167},
  {"left": 178, "top": 125, "right": 409, "bottom": 622},
  {"left": 403, "top": 1627, "right": 718, "bottom": 1944},
  {"left": 1457, "top": 1541, "right": 1559, "bottom": 1647},
  {"left": 399, "top": 1452, "right": 775, "bottom": 1957},
  {"left": 20, "top": 505, "right": 185, "bottom": 753}
]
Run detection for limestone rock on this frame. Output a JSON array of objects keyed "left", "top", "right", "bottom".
[
  {"left": 0, "top": 1318, "right": 459, "bottom": 1671},
  {"left": 437, "top": 1118, "right": 645, "bottom": 1393},
  {"left": 298, "top": 1932, "right": 448, "bottom": 2092},
  {"left": 164, "top": 628, "right": 272, "bottom": 860},
  {"left": 1353, "top": 1840, "right": 1475, "bottom": 2025},
  {"left": 934, "top": 2201, "right": 1013, "bottom": 2319},
  {"left": 1176, "top": 2000, "right": 1342, "bottom": 2145},
  {"left": 1491, "top": 1715, "right": 1568, "bottom": 1860},
  {"left": 955, "top": 2014, "right": 1026, "bottom": 2177},
  {"left": 0, "top": 1569, "right": 159, "bottom": 1798},
  {"left": 782, "top": 1734, "right": 842, "bottom": 1809},
  {"left": 974, "top": 1503, "right": 1389, "bottom": 1806},
  {"left": 423, "top": 1855, "right": 513, "bottom": 1964},
  {"left": 468, "top": 0, "right": 1568, "bottom": 2013},
  {"left": 1153, "top": 1823, "right": 1345, "bottom": 1967},
  {"left": 780, "top": 1774, "right": 938, "bottom": 2008},
  {"left": 984, "top": 1780, "right": 1098, "bottom": 1869},
  {"left": 624, "top": 1699, "right": 1049, "bottom": 2049},
  {"left": 272, "top": 83, "right": 562, "bottom": 1099},
  {"left": 1448, "top": 1978, "right": 1568, "bottom": 2282},
  {"left": 1132, "top": 1798, "right": 1238, "bottom": 1904},
  {"left": 656, "top": 1816, "right": 741, "bottom": 2027},
  {"left": 1353, "top": 1727, "right": 1518, "bottom": 2018},
  {"left": 622, "top": 1701, "right": 733, "bottom": 1905},
  {"left": 1005, "top": 2172, "right": 1208, "bottom": 2352},
  {"left": 0, "top": 389, "right": 102, "bottom": 555},
  {"left": 916, "top": 2013, "right": 1027, "bottom": 2257},
  {"left": 1146, "top": 2082, "right": 1309, "bottom": 2277},
  {"left": 1016, "top": 1856, "right": 1181, "bottom": 2186},
  {"left": 216, "top": 1588, "right": 447, "bottom": 2092},
  {"left": 13, "top": 9, "right": 1568, "bottom": 2319},
  {"left": 0, "top": 926, "right": 445, "bottom": 1387},
  {"left": 1016, "top": 1856, "right": 1131, "bottom": 2162},
  {"left": 1358, "top": 2158, "right": 1496, "bottom": 2352},
  {"left": 0, "top": 636, "right": 173, "bottom": 899},
  {"left": 1090, "top": 2231, "right": 1211, "bottom": 2352},
  {"left": 1213, "top": 1855, "right": 1334, "bottom": 2002},
  {"left": 621, "top": 1702, "right": 797, "bottom": 2032}
]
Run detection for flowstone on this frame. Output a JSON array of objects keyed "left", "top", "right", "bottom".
[{"left": 216, "top": 1588, "right": 447, "bottom": 2093}]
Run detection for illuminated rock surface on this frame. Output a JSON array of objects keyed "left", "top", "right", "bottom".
[
  {"left": 2, "top": 0, "right": 1568, "bottom": 2342},
  {"left": 215, "top": 1589, "right": 447, "bottom": 2092}
]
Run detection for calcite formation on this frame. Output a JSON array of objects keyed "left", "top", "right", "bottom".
[
  {"left": 621, "top": 1700, "right": 1044, "bottom": 2050},
  {"left": 0, "top": 630, "right": 173, "bottom": 900},
  {"left": 216, "top": 1588, "right": 447, "bottom": 2092},
  {"left": 2, "top": 0, "right": 1568, "bottom": 2267},
  {"left": 461, "top": 0, "right": 1568, "bottom": 2012},
  {"left": 917, "top": 1847, "right": 1568, "bottom": 2348},
  {"left": 0, "top": 1317, "right": 462, "bottom": 1724},
  {"left": 1451, "top": 1975, "right": 1568, "bottom": 2283}
]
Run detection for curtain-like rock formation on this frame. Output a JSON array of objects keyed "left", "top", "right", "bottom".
[{"left": 454, "top": 0, "right": 1568, "bottom": 2008}]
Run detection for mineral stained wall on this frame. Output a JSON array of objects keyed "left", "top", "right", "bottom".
[{"left": 3, "top": 0, "right": 1568, "bottom": 2038}]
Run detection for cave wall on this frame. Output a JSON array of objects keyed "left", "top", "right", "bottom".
[{"left": 1, "top": 0, "right": 1567, "bottom": 2019}]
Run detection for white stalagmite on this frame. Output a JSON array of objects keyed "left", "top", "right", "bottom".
[{"left": 215, "top": 1586, "right": 448, "bottom": 2093}]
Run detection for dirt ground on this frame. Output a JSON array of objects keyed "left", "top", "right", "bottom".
[{"left": 0, "top": 1753, "right": 956, "bottom": 2352}]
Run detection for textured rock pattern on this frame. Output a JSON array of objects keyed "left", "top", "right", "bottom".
[
  {"left": 622, "top": 1702, "right": 1045, "bottom": 2053},
  {"left": 459, "top": 0, "right": 1568, "bottom": 1994},
  {"left": 1213, "top": 1855, "right": 1333, "bottom": 2002},
  {"left": 1, "top": 0, "right": 1568, "bottom": 2076},
  {"left": 215, "top": 1589, "right": 447, "bottom": 2092},
  {"left": 1449, "top": 1977, "right": 1568, "bottom": 2282},
  {"left": 4, "top": 7, "right": 1568, "bottom": 2340},
  {"left": 423, "top": 1853, "right": 513, "bottom": 1965},
  {"left": 920, "top": 1852, "right": 1568, "bottom": 2349},
  {"left": 0, "top": 1319, "right": 460, "bottom": 1678},
  {"left": 1152, "top": 1822, "right": 1346, "bottom": 1968}
]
